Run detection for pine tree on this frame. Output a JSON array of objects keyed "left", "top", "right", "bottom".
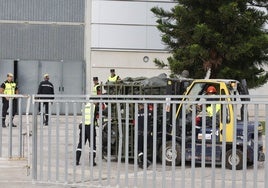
[{"left": 151, "top": 0, "right": 268, "bottom": 88}]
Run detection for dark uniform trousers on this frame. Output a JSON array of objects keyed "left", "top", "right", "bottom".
[
  {"left": 2, "top": 97, "right": 17, "bottom": 124},
  {"left": 76, "top": 124, "right": 96, "bottom": 165}
]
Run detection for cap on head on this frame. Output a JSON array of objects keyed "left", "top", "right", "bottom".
[
  {"left": 206, "top": 86, "right": 217, "bottom": 94},
  {"left": 110, "top": 69, "right": 115, "bottom": 73},
  {"left": 7, "top": 73, "right": 13, "bottom": 77},
  {"left": 43, "top": 73, "right": 49, "bottom": 78},
  {"left": 93, "top": 77, "right": 98, "bottom": 81}
]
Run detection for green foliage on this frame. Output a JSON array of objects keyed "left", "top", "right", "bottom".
[{"left": 151, "top": 0, "right": 268, "bottom": 88}]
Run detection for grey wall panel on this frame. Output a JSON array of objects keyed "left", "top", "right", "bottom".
[
  {"left": 92, "top": 0, "right": 175, "bottom": 25},
  {"left": 0, "top": 23, "right": 84, "bottom": 60},
  {"left": 92, "top": 24, "right": 165, "bottom": 50},
  {"left": 0, "top": 0, "right": 85, "bottom": 22}
]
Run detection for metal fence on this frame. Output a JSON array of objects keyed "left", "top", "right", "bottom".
[
  {"left": 0, "top": 94, "right": 31, "bottom": 159},
  {"left": 27, "top": 94, "right": 268, "bottom": 188}
]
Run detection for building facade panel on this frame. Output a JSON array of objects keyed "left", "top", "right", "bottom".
[
  {"left": 0, "top": 23, "right": 84, "bottom": 60},
  {"left": 0, "top": 0, "right": 84, "bottom": 22},
  {"left": 91, "top": 0, "right": 175, "bottom": 50}
]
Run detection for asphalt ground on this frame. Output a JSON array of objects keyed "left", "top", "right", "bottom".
[{"left": 0, "top": 115, "right": 267, "bottom": 188}]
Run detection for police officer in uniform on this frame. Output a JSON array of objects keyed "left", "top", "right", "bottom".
[
  {"left": 76, "top": 103, "right": 97, "bottom": 166},
  {"left": 0, "top": 73, "right": 19, "bottom": 128},
  {"left": 37, "top": 74, "right": 54, "bottom": 126},
  {"left": 93, "top": 77, "right": 102, "bottom": 96},
  {"left": 107, "top": 69, "right": 121, "bottom": 83}
]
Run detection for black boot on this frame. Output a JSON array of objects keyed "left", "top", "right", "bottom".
[
  {"left": 76, "top": 150, "right": 81, "bottom": 165},
  {"left": 2, "top": 120, "right": 6, "bottom": 128},
  {"left": 90, "top": 152, "right": 97, "bottom": 166}
]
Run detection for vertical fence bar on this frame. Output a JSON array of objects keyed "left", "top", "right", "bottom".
[
  {"left": 191, "top": 104, "right": 196, "bottom": 188},
  {"left": 253, "top": 104, "right": 259, "bottom": 188},
  {"left": 8, "top": 99, "right": 13, "bottom": 158},
  {"left": 143, "top": 103, "right": 148, "bottom": 187},
  {"left": 211, "top": 104, "right": 216, "bottom": 188},
  {"left": 32, "top": 97, "right": 38, "bottom": 181},
  {"left": 125, "top": 103, "right": 130, "bottom": 187},
  {"left": 40, "top": 102, "right": 44, "bottom": 180},
  {"left": 116, "top": 102, "right": 123, "bottom": 187},
  {"left": 161, "top": 104, "right": 167, "bottom": 188},
  {"left": 201, "top": 103, "right": 206, "bottom": 188},
  {"left": 181, "top": 103, "right": 186, "bottom": 188},
  {"left": 134, "top": 102, "right": 138, "bottom": 188},
  {"left": 90, "top": 101, "right": 94, "bottom": 181},
  {"left": 64, "top": 103, "right": 69, "bottom": 183},
  {"left": 221, "top": 104, "right": 227, "bottom": 188},
  {"left": 72, "top": 102, "right": 77, "bottom": 183},
  {"left": 81, "top": 103, "right": 85, "bottom": 183},
  {"left": 152, "top": 103, "right": 157, "bottom": 188},
  {"left": 25, "top": 96, "right": 31, "bottom": 176},
  {"left": 56, "top": 102, "right": 60, "bottom": 182},
  {"left": 242, "top": 104, "right": 248, "bottom": 188},
  {"left": 232, "top": 103, "right": 237, "bottom": 188},
  {"left": 171, "top": 103, "right": 176, "bottom": 188},
  {"left": 107, "top": 102, "right": 111, "bottom": 186},
  {"left": 18, "top": 97, "right": 23, "bottom": 157},
  {"left": 48, "top": 102, "right": 52, "bottom": 181},
  {"left": 98, "top": 101, "right": 103, "bottom": 186}
]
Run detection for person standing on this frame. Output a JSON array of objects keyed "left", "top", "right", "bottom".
[
  {"left": 76, "top": 103, "right": 97, "bottom": 166},
  {"left": 0, "top": 73, "right": 19, "bottom": 128},
  {"left": 107, "top": 69, "right": 121, "bottom": 83},
  {"left": 137, "top": 103, "right": 153, "bottom": 169},
  {"left": 92, "top": 77, "right": 102, "bottom": 95},
  {"left": 37, "top": 73, "right": 54, "bottom": 126}
]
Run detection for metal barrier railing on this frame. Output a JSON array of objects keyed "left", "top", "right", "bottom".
[
  {"left": 0, "top": 94, "right": 31, "bottom": 160},
  {"left": 29, "top": 94, "right": 267, "bottom": 187}
]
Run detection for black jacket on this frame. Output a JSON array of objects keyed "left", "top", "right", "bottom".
[{"left": 37, "top": 80, "right": 54, "bottom": 99}]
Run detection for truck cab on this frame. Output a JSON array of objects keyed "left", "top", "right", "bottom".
[{"left": 164, "top": 79, "right": 265, "bottom": 169}]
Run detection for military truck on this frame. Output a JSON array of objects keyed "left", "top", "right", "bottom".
[
  {"left": 162, "top": 79, "right": 265, "bottom": 169},
  {"left": 101, "top": 74, "right": 193, "bottom": 160}
]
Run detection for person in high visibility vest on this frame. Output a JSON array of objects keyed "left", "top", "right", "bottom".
[
  {"left": 196, "top": 86, "right": 221, "bottom": 128},
  {"left": 0, "top": 73, "right": 19, "bottom": 128},
  {"left": 76, "top": 103, "right": 97, "bottom": 166},
  {"left": 92, "top": 77, "right": 102, "bottom": 95},
  {"left": 107, "top": 69, "right": 121, "bottom": 83}
]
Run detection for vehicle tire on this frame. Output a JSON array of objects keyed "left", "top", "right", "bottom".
[
  {"left": 226, "top": 149, "right": 243, "bottom": 170},
  {"left": 159, "top": 141, "right": 181, "bottom": 166}
]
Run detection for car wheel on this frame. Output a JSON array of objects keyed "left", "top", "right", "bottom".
[
  {"left": 159, "top": 141, "right": 181, "bottom": 166},
  {"left": 226, "top": 149, "right": 243, "bottom": 170}
]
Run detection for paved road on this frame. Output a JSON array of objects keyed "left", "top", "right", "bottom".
[{"left": 0, "top": 115, "right": 266, "bottom": 187}]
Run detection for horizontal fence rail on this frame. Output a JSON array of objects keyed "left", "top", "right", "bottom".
[{"left": 1, "top": 94, "right": 268, "bottom": 187}]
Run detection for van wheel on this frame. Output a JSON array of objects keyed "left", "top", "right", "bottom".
[
  {"left": 226, "top": 149, "right": 243, "bottom": 170},
  {"left": 159, "top": 141, "right": 181, "bottom": 166}
]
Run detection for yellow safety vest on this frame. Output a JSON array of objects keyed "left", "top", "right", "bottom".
[
  {"left": 4, "top": 82, "right": 16, "bottom": 95},
  {"left": 108, "top": 75, "right": 118, "bottom": 82},
  {"left": 84, "top": 103, "right": 95, "bottom": 125},
  {"left": 93, "top": 84, "right": 100, "bottom": 95},
  {"left": 206, "top": 104, "right": 221, "bottom": 117}
]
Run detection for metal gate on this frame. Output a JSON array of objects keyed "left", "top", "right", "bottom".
[{"left": 29, "top": 94, "right": 268, "bottom": 188}]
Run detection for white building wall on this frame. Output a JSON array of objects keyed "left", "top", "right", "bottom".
[{"left": 87, "top": 0, "right": 176, "bottom": 93}]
